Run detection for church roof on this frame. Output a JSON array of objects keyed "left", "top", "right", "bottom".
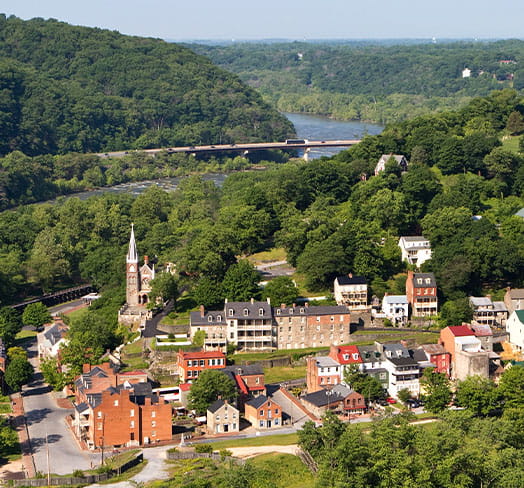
[{"left": 127, "top": 224, "right": 138, "bottom": 263}]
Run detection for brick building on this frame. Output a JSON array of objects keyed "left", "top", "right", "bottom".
[
  {"left": 207, "top": 399, "right": 240, "bottom": 434},
  {"left": 244, "top": 395, "right": 282, "bottom": 429},
  {"left": 306, "top": 356, "right": 342, "bottom": 393},
  {"left": 176, "top": 350, "right": 226, "bottom": 383},
  {"left": 406, "top": 271, "right": 438, "bottom": 317}
]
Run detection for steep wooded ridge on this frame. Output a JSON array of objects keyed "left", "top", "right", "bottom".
[
  {"left": 0, "top": 15, "right": 294, "bottom": 157},
  {"left": 189, "top": 40, "right": 524, "bottom": 124}
]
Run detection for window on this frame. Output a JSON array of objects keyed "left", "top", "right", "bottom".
[
  {"left": 426, "top": 278, "right": 431, "bottom": 284},
  {"left": 151, "top": 430, "right": 156, "bottom": 437},
  {"left": 217, "top": 315, "right": 222, "bottom": 321},
  {"left": 187, "top": 370, "right": 192, "bottom": 377},
  {"left": 352, "top": 353, "right": 359, "bottom": 360},
  {"left": 230, "top": 332, "right": 234, "bottom": 339},
  {"left": 130, "top": 421, "right": 135, "bottom": 428},
  {"left": 243, "top": 308, "right": 249, "bottom": 316},
  {"left": 187, "top": 360, "right": 192, "bottom": 367},
  {"left": 276, "top": 309, "right": 281, "bottom": 315},
  {"left": 114, "top": 400, "right": 119, "bottom": 406},
  {"left": 289, "top": 308, "right": 294, "bottom": 314},
  {"left": 300, "top": 326, "right": 304, "bottom": 332},
  {"left": 260, "top": 421, "right": 265, "bottom": 428},
  {"left": 317, "top": 325, "right": 321, "bottom": 331},
  {"left": 288, "top": 326, "right": 292, "bottom": 332},
  {"left": 229, "top": 309, "right": 233, "bottom": 316},
  {"left": 152, "top": 421, "right": 156, "bottom": 427},
  {"left": 216, "top": 415, "right": 220, "bottom": 421},
  {"left": 97, "top": 422, "right": 103, "bottom": 430},
  {"left": 275, "top": 418, "right": 280, "bottom": 425},
  {"left": 97, "top": 411, "right": 102, "bottom": 418},
  {"left": 208, "top": 316, "right": 213, "bottom": 322},
  {"left": 130, "top": 409, "right": 135, "bottom": 417},
  {"left": 259, "top": 308, "right": 264, "bottom": 316},
  {"left": 255, "top": 377, "right": 260, "bottom": 384},
  {"left": 417, "top": 278, "right": 422, "bottom": 284},
  {"left": 151, "top": 411, "right": 156, "bottom": 418},
  {"left": 275, "top": 409, "right": 279, "bottom": 414},
  {"left": 316, "top": 316, "right": 320, "bottom": 322},
  {"left": 260, "top": 410, "right": 264, "bottom": 416},
  {"left": 330, "top": 316, "right": 334, "bottom": 322},
  {"left": 300, "top": 308, "right": 305, "bottom": 313}
]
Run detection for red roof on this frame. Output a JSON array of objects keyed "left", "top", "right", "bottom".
[
  {"left": 234, "top": 374, "right": 249, "bottom": 395},
  {"left": 330, "top": 345, "right": 363, "bottom": 364},
  {"left": 447, "top": 325, "right": 475, "bottom": 337},
  {"left": 178, "top": 350, "right": 225, "bottom": 360}
]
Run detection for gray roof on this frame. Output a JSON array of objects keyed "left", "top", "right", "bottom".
[
  {"left": 275, "top": 305, "right": 349, "bottom": 317},
  {"left": 383, "top": 343, "right": 411, "bottom": 358},
  {"left": 224, "top": 301, "right": 272, "bottom": 320},
  {"left": 246, "top": 394, "right": 276, "bottom": 409},
  {"left": 493, "top": 301, "right": 508, "bottom": 313},
  {"left": 302, "top": 384, "right": 357, "bottom": 407},
  {"left": 44, "top": 323, "right": 68, "bottom": 345},
  {"left": 400, "top": 236, "right": 429, "bottom": 243},
  {"left": 190, "top": 310, "right": 227, "bottom": 326},
  {"left": 75, "top": 402, "right": 89, "bottom": 414},
  {"left": 412, "top": 273, "right": 436, "bottom": 288},
  {"left": 508, "top": 289, "right": 524, "bottom": 300},
  {"left": 222, "top": 364, "right": 263, "bottom": 376},
  {"left": 388, "top": 357, "right": 419, "bottom": 367},
  {"left": 421, "top": 344, "right": 447, "bottom": 355},
  {"left": 383, "top": 295, "right": 408, "bottom": 305},
  {"left": 357, "top": 345, "right": 384, "bottom": 362},
  {"left": 335, "top": 275, "right": 367, "bottom": 286},
  {"left": 469, "top": 296, "right": 493, "bottom": 307},
  {"left": 314, "top": 356, "right": 341, "bottom": 368}
]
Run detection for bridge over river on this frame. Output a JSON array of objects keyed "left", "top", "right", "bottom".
[{"left": 97, "top": 139, "right": 361, "bottom": 161}]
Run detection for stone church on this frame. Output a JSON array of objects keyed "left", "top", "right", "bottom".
[{"left": 118, "top": 224, "right": 155, "bottom": 328}]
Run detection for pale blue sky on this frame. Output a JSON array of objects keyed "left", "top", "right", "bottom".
[{"left": 2, "top": 0, "right": 523, "bottom": 40}]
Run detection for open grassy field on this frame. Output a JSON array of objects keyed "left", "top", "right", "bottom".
[
  {"left": 248, "top": 453, "right": 315, "bottom": 488},
  {"left": 206, "top": 433, "right": 299, "bottom": 450},
  {"left": 501, "top": 134, "right": 522, "bottom": 153},
  {"left": 264, "top": 365, "right": 306, "bottom": 384},
  {"left": 247, "top": 247, "right": 288, "bottom": 265}
]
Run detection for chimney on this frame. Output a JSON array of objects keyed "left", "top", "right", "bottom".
[
  {"left": 200, "top": 305, "right": 205, "bottom": 318},
  {"left": 144, "top": 255, "right": 149, "bottom": 265},
  {"left": 251, "top": 297, "right": 254, "bottom": 304},
  {"left": 292, "top": 303, "right": 296, "bottom": 308},
  {"left": 266, "top": 297, "right": 271, "bottom": 305},
  {"left": 82, "top": 364, "right": 91, "bottom": 374},
  {"left": 400, "top": 340, "right": 408, "bottom": 348},
  {"left": 225, "top": 298, "right": 228, "bottom": 304},
  {"left": 281, "top": 303, "right": 286, "bottom": 309},
  {"left": 486, "top": 294, "right": 492, "bottom": 300},
  {"left": 384, "top": 292, "right": 388, "bottom": 296},
  {"left": 305, "top": 302, "right": 309, "bottom": 308}
]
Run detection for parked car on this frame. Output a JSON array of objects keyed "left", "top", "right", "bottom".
[{"left": 386, "top": 397, "right": 397, "bottom": 404}]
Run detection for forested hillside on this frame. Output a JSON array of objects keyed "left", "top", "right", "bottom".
[
  {"left": 190, "top": 40, "right": 524, "bottom": 124},
  {"left": 0, "top": 15, "right": 294, "bottom": 157}
]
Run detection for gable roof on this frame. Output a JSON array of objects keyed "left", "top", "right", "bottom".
[
  {"left": 412, "top": 273, "right": 436, "bottom": 288},
  {"left": 224, "top": 300, "right": 272, "bottom": 319},
  {"left": 302, "top": 384, "right": 359, "bottom": 407},
  {"left": 513, "top": 310, "right": 524, "bottom": 324},
  {"left": 246, "top": 394, "right": 278, "bottom": 409},
  {"left": 446, "top": 325, "right": 475, "bottom": 337},
  {"left": 330, "top": 345, "right": 362, "bottom": 364},
  {"left": 383, "top": 295, "right": 408, "bottom": 305}
]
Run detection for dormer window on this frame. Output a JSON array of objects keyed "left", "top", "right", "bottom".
[
  {"left": 300, "top": 308, "right": 305, "bottom": 313},
  {"left": 343, "top": 354, "right": 349, "bottom": 360},
  {"left": 229, "top": 309, "right": 233, "bottom": 316},
  {"left": 217, "top": 315, "right": 222, "bottom": 321},
  {"left": 243, "top": 308, "right": 249, "bottom": 316},
  {"left": 289, "top": 308, "right": 293, "bottom": 315},
  {"left": 425, "top": 278, "right": 431, "bottom": 284},
  {"left": 208, "top": 316, "right": 213, "bottom": 322},
  {"left": 276, "top": 309, "right": 281, "bottom": 315},
  {"left": 259, "top": 308, "right": 264, "bottom": 316},
  {"left": 352, "top": 353, "right": 359, "bottom": 360},
  {"left": 417, "top": 278, "right": 423, "bottom": 284}
]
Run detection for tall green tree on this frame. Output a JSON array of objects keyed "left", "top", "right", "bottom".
[
  {"left": 187, "top": 370, "right": 237, "bottom": 415},
  {"left": 222, "top": 260, "right": 260, "bottom": 301},
  {"left": 5, "top": 356, "right": 33, "bottom": 392},
  {"left": 22, "top": 302, "right": 52, "bottom": 328},
  {"left": 455, "top": 376, "right": 500, "bottom": 416},
  {"left": 261, "top": 276, "right": 299, "bottom": 306},
  {"left": 419, "top": 368, "right": 452, "bottom": 413}
]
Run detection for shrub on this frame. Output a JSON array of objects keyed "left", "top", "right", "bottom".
[
  {"left": 195, "top": 444, "right": 214, "bottom": 453},
  {"left": 73, "top": 469, "right": 84, "bottom": 478},
  {"left": 219, "top": 449, "right": 232, "bottom": 460}
]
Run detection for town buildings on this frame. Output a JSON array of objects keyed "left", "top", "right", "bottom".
[
  {"left": 190, "top": 300, "right": 351, "bottom": 352},
  {"left": 301, "top": 384, "right": 366, "bottom": 417},
  {"left": 398, "top": 236, "right": 432, "bottom": 267},
  {"left": 244, "top": 395, "right": 282, "bottom": 429},
  {"left": 176, "top": 350, "right": 226, "bottom": 383},
  {"left": 504, "top": 288, "right": 524, "bottom": 314},
  {"left": 381, "top": 294, "right": 409, "bottom": 325},
  {"left": 406, "top": 271, "right": 438, "bottom": 317},
  {"left": 206, "top": 399, "right": 240, "bottom": 434},
  {"left": 306, "top": 356, "right": 342, "bottom": 393},
  {"left": 333, "top": 274, "right": 368, "bottom": 311}
]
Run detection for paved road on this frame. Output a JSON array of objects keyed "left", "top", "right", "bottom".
[{"left": 22, "top": 337, "right": 99, "bottom": 475}]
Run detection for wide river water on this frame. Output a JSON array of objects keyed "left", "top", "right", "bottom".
[{"left": 65, "top": 113, "right": 383, "bottom": 200}]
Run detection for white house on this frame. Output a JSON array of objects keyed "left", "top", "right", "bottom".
[
  {"left": 398, "top": 236, "right": 432, "bottom": 267},
  {"left": 379, "top": 343, "right": 420, "bottom": 398},
  {"left": 462, "top": 68, "right": 471, "bottom": 78},
  {"left": 381, "top": 295, "right": 409, "bottom": 325},
  {"left": 374, "top": 154, "right": 408, "bottom": 176},
  {"left": 334, "top": 274, "right": 368, "bottom": 311},
  {"left": 506, "top": 310, "right": 524, "bottom": 351}
]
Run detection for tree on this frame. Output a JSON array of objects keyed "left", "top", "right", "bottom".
[
  {"left": 439, "top": 298, "right": 473, "bottom": 327},
  {"left": 0, "top": 307, "right": 22, "bottom": 348},
  {"left": 343, "top": 364, "right": 384, "bottom": 401},
  {"left": 419, "top": 368, "right": 452, "bottom": 413},
  {"left": 148, "top": 272, "right": 178, "bottom": 307},
  {"left": 192, "top": 330, "right": 206, "bottom": 348},
  {"left": 187, "top": 370, "right": 237, "bottom": 415},
  {"left": 192, "top": 277, "right": 224, "bottom": 309},
  {"left": 222, "top": 260, "right": 260, "bottom": 301},
  {"left": 22, "top": 302, "right": 52, "bottom": 328},
  {"left": 455, "top": 375, "right": 499, "bottom": 416},
  {"left": 40, "top": 358, "right": 68, "bottom": 391},
  {"left": 397, "top": 388, "right": 412, "bottom": 405},
  {"left": 506, "top": 111, "right": 524, "bottom": 135},
  {"left": 0, "top": 418, "right": 18, "bottom": 458},
  {"left": 499, "top": 365, "right": 524, "bottom": 409},
  {"left": 261, "top": 276, "right": 299, "bottom": 306},
  {"left": 7, "top": 347, "right": 27, "bottom": 361},
  {"left": 5, "top": 356, "right": 34, "bottom": 392}
]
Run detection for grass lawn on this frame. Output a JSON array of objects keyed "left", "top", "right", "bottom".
[
  {"left": 160, "top": 310, "right": 191, "bottom": 326},
  {"left": 121, "top": 338, "right": 144, "bottom": 356},
  {"left": 15, "top": 329, "right": 37, "bottom": 340},
  {"left": 207, "top": 432, "right": 299, "bottom": 450},
  {"left": 66, "top": 307, "right": 89, "bottom": 322},
  {"left": 264, "top": 365, "right": 306, "bottom": 384},
  {"left": 291, "top": 272, "right": 331, "bottom": 298},
  {"left": 231, "top": 347, "right": 328, "bottom": 363},
  {"left": 247, "top": 247, "right": 287, "bottom": 265},
  {"left": 501, "top": 135, "right": 522, "bottom": 154},
  {"left": 0, "top": 403, "right": 12, "bottom": 414},
  {"left": 248, "top": 453, "right": 315, "bottom": 488}
]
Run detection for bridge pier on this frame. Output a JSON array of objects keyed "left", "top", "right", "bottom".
[{"left": 303, "top": 148, "right": 311, "bottom": 162}]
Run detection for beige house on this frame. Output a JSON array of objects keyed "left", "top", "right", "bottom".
[
  {"left": 334, "top": 274, "right": 368, "bottom": 311},
  {"left": 206, "top": 399, "right": 240, "bottom": 434}
]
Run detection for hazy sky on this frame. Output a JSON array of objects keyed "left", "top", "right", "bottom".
[{"left": 2, "top": 0, "right": 523, "bottom": 41}]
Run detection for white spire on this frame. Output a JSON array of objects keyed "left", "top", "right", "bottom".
[{"left": 127, "top": 223, "right": 138, "bottom": 263}]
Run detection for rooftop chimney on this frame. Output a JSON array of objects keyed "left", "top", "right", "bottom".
[
  {"left": 144, "top": 255, "right": 149, "bottom": 265},
  {"left": 305, "top": 302, "right": 309, "bottom": 308},
  {"left": 251, "top": 297, "right": 254, "bottom": 304},
  {"left": 200, "top": 305, "right": 205, "bottom": 318}
]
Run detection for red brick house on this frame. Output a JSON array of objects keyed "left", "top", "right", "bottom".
[
  {"left": 75, "top": 383, "right": 172, "bottom": 449},
  {"left": 222, "top": 364, "right": 266, "bottom": 407},
  {"left": 306, "top": 356, "right": 342, "bottom": 393},
  {"left": 421, "top": 344, "right": 451, "bottom": 377},
  {"left": 301, "top": 384, "right": 366, "bottom": 418},
  {"left": 406, "top": 271, "right": 438, "bottom": 317},
  {"left": 244, "top": 395, "right": 282, "bottom": 429},
  {"left": 176, "top": 350, "right": 226, "bottom": 383}
]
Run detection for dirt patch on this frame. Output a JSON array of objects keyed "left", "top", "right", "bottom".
[
  {"left": 227, "top": 444, "right": 298, "bottom": 459},
  {"left": 56, "top": 397, "right": 74, "bottom": 409},
  {"left": 0, "top": 458, "right": 25, "bottom": 480}
]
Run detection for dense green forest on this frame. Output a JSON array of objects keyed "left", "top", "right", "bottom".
[
  {"left": 189, "top": 40, "right": 524, "bottom": 124},
  {"left": 0, "top": 15, "right": 294, "bottom": 157}
]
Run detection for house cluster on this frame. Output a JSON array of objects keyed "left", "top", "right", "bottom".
[
  {"left": 305, "top": 322, "right": 504, "bottom": 403},
  {"left": 72, "top": 363, "right": 172, "bottom": 449},
  {"left": 189, "top": 299, "right": 352, "bottom": 352},
  {"left": 503, "top": 288, "right": 524, "bottom": 356}
]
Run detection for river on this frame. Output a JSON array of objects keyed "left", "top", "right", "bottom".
[{"left": 63, "top": 114, "right": 383, "bottom": 200}]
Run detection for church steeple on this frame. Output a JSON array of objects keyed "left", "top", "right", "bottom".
[{"left": 127, "top": 223, "right": 138, "bottom": 264}]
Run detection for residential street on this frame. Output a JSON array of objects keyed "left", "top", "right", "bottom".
[{"left": 21, "top": 335, "right": 99, "bottom": 475}]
